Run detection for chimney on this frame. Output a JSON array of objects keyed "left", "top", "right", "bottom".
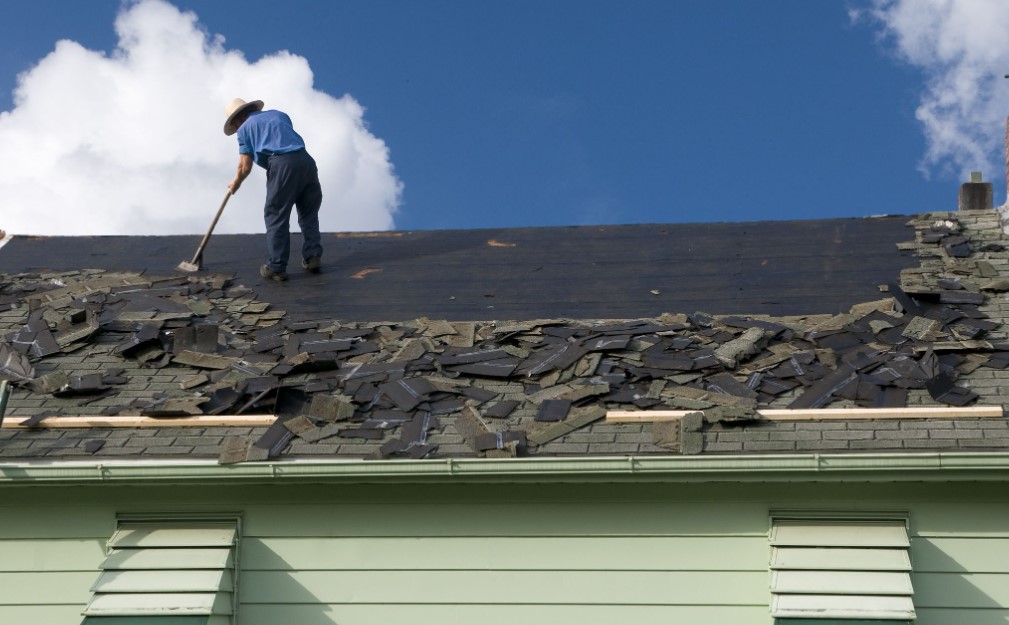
[{"left": 959, "top": 171, "right": 993, "bottom": 211}]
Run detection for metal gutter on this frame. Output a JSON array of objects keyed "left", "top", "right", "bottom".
[{"left": 4, "top": 452, "right": 1009, "bottom": 485}]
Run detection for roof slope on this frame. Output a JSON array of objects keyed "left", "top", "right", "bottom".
[
  {"left": 0, "top": 218, "right": 915, "bottom": 320},
  {"left": 2, "top": 212, "right": 1008, "bottom": 463}
]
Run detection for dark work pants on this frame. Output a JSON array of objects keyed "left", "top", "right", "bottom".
[{"left": 263, "top": 150, "right": 323, "bottom": 272}]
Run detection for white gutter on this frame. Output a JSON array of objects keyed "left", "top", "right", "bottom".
[
  {"left": 3, "top": 452, "right": 1009, "bottom": 485},
  {"left": 0, "top": 232, "right": 11, "bottom": 252}
]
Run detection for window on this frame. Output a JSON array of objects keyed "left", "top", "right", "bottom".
[
  {"left": 770, "top": 517, "right": 914, "bottom": 623},
  {"left": 81, "top": 518, "right": 239, "bottom": 625}
]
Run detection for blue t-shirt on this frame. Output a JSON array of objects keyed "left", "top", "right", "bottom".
[{"left": 236, "top": 110, "right": 307, "bottom": 169}]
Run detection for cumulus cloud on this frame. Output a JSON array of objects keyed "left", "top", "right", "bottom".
[
  {"left": 862, "top": 0, "right": 1009, "bottom": 190},
  {"left": 0, "top": 0, "right": 401, "bottom": 235}
]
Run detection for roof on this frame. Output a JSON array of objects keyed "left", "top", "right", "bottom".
[
  {"left": 0, "top": 219, "right": 915, "bottom": 320},
  {"left": 2, "top": 212, "right": 1008, "bottom": 464}
]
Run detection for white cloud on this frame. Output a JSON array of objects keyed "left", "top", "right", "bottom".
[
  {"left": 0, "top": 0, "right": 401, "bottom": 235},
  {"left": 864, "top": 0, "right": 1009, "bottom": 189}
]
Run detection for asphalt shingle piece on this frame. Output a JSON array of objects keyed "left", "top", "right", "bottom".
[
  {"left": 172, "top": 324, "right": 220, "bottom": 353},
  {"left": 0, "top": 343, "right": 33, "bottom": 382},
  {"left": 379, "top": 378, "right": 436, "bottom": 411},
  {"left": 483, "top": 400, "right": 519, "bottom": 419},
  {"left": 535, "top": 399, "right": 572, "bottom": 422},
  {"left": 307, "top": 394, "right": 355, "bottom": 422}
]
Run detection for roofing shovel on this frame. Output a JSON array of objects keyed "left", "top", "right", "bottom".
[{"left": 177, "top": 190, "right": 232, "bottom": 272}]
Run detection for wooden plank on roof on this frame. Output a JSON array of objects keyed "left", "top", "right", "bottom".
[
  {"left": 1, "top": 415, "right": 276, "bottom": 428},
  {"left": 760, "top": 406, "right": 1003, "bottom": 420},
  {"left": 606, "top": 406, "right": 1003, "bottom": 423},
  {"left": 606, "top": 410, "right": 697, "bottom": 422}
]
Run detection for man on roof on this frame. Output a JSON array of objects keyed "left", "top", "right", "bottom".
[{"left": 224, "top": 98, "right": 323, "bottom": 282}]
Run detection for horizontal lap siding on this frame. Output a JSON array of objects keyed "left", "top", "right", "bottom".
[
  {"left": 239, "top": 498, "right": 772, "bottom": 624},
  {"left": 0, "top": 539, "right": 106, "bottom": 572},
  {"left": 242, "top": 500, "right": 771, "bottom": 537},
  {"left": 0, "top": 604, "right": 92, "bottom": 622},
  {"left": 239, "top": 604, "right": 771, "bottom": 625},
  {"left": 912, "top": 507, "right": 1009, "bottom": 623},
  {"left": 915, "top": 609, "right": 1009, "bottom": 625},
  {"left": 3, "top": 482, "right": 1009, "bottom": 624},
  {"left": 235, "top": 489, "right": 1009, "bottom": 624},
  {"left": 242, "top": 535, "right": 768, "bottom": 570},
  {"left": 240, "top": 570, "right": 769, "bottom": 605},
  {"left": 914, "top": 573, "right": 1009, "bottom": 607},
  {"left": 913, "top": 537, "right": 1009, "bottom": 573},
  {"left": 0, "top": 503, "right": 111, "bottom": 622},
  {"left": 0, "top": 502, "right": 112, "bottom": 538}
]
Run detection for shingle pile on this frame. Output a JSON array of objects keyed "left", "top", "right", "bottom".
[{"left": 1, "top": 212, "right": 1007, "bottom": 461}]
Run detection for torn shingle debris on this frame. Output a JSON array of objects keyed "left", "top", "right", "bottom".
[{"left": 0, "top": 213, "right": 1007, "bottom": 461}]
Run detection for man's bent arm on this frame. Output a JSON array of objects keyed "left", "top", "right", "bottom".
[{"left": 228, "top": 154, "right": 254, "bottom": 194}]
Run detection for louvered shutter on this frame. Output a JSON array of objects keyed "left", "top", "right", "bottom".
[
  {"left": 770, "top": 520, "right": 914, "bottom": 621},
  {"left": 81, "top": 522, "right": 237, "bottom": 625}
]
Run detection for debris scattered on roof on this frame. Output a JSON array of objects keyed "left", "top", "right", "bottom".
[{"left": 0, "top": 212, "right": 1006, "bottom": 461}]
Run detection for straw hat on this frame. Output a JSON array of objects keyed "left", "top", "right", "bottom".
[{"left": 223, "top": 98, "right": 264, "bottom": 135}]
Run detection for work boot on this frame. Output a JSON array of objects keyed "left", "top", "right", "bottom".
[
  {"left": 301, "top": 255, "right": 322, "bottom": 273},
  {"left": 259, "top": 264, "right": 288, "bottom": 282}
]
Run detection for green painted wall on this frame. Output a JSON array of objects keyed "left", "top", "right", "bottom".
[{"left": 1, "top": 480, "right": 1008, "bottom": 624}]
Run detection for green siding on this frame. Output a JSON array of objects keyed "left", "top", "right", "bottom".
[
  {"left": 242, "top": 535, "right": 769, "bottom": 570},
  {"left": 0, "top": 538, "right": 105, "bottom": 571},
  {"left": 238, "top": 604, "right": 772, "bottom": 625},
  {"left": 913, "top": 573, "right": 1009, "bottom": 607},
  {"left": 0, "top": 604, "right": 90, "bottom": 622},
  {"left": 1, "top": 480, "right": 1009, "bottom": 624},
  {"left": 240, "top": 570, "right": 769, "bottom": 605},
  {"left": 915, "top": 609, "right": 1009, "bottom": 625},
  {"left": 913, "top": 537, "right": 1009, "bottom": 572},
  {"left": 243, "top": 500, "right": 773, "bottom": 536},
  {"left": 0, "top": 503, "right": 112, "bottom": 538},
  {"left": 0, "top": 571, "right": 93, "bottom": 603},
  {"left": 911, "top": 502, "right": 1009, "bottom": 536}
]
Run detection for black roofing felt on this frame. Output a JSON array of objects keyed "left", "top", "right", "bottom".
[{"left": 0, "top": 217, "right": 916, "bottom": 321}]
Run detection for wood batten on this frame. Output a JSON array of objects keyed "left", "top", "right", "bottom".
[
  {"left": 1, "top": 415, "right": 277, "bottom": 428},
  {"left": 606, "top": 406, "right": 1004, "bottom": 423}
]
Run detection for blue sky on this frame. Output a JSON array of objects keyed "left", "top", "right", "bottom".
[{"left": 1, "top": 1, "right": 1006, "bottom": 235}]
